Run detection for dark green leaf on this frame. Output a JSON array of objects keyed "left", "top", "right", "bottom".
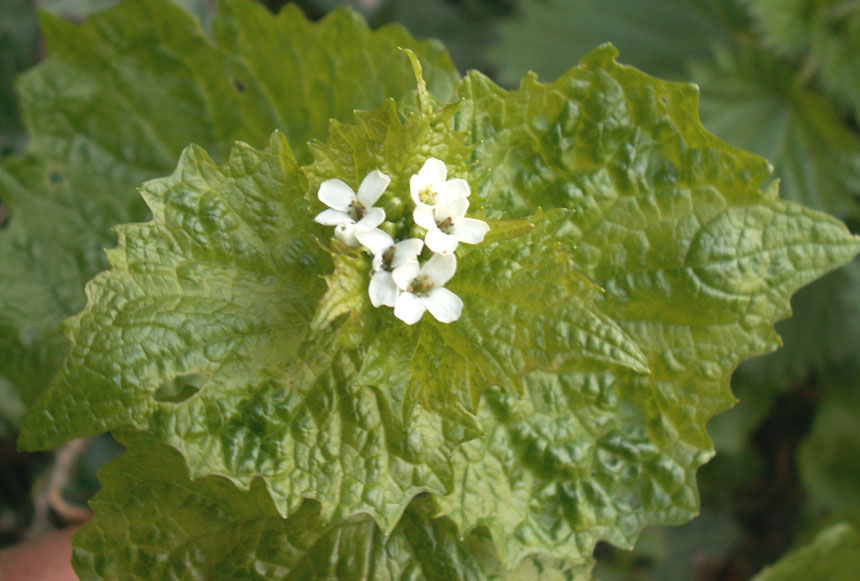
[
  {"left": 692, "top": 46, "right": 860, "bottom": 220},
  {"left": 73, "top": 443, "right": 587, "bottom": 580},
  {"left": 489, "top": 0, "right": 735, "bottom": 86}
]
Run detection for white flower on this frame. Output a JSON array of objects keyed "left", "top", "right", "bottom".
[
  {"left": 410, "top": 158, "right": 470, "bottom": 208},
  {"left": 314, "top": 170, "right": 390, "bottom": 246},
  {"left": 363, "top": 233, "right": 424, "bottom": 308},
  {"left": 393, "top": 253, "right": 463, "bottom": 325},
  {"left": 413, "top": 193, "right": 490, "bottom": 255}
]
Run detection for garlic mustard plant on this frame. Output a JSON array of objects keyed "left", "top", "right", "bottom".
[{"left": 11, "top": 5, "right": 860, "bottom": 577}]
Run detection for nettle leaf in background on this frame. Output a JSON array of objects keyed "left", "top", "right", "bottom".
[
  {"left": 691, "top": 47, "right": 860, "bottom": 221},
  {"left": 310, "top": 0, "right": 515, "bottom": 74},
  {"left": 745, "top": 0, "right": 860, "bottom": 119},
  {"left": 444, "top": 44, "right": 860, "bottom": 564},
  {"left": 74, "top": 442, "right": 588, "bottom": 580},
  {"left": 488, "top": 0, "right": 738, "bottom": 86},
  {"left": 0, "top": 0, "right": 458, "bottom": 431},
  {"left": 490, "top": 0, "right": 860, "bottom": 221}
]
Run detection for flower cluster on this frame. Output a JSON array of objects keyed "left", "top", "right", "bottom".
[{"left": 314, "top": 158, "right": 488, "bottom": 325}]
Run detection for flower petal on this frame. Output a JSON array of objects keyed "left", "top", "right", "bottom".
[
  {"left": 357, "top": 169, "right": 390, "bottom": 207},
  {"left": 439, "top": 178, "right": 470, "bottom": 199},
  {"left": 391, "top": 238, "right": 424, "bottom": 269},
  {"left": 314, "top": 209, "right": 352, "bottom": 226},
  {"left": 334, "top": 223, "right": 359, "bottom": 246},
  {"left": 317, "top": 179, "right": 355, "bottom": 211},
  {"left": 394, "top": 292, "right": 426, "bottom": 325},
  {"left": 410, "top": 175, "right": 426, "bottom": 206},
  {"left": 418, "top": 158, "right": 447, "bottom": 184},
  {"left": 425, "top": 230, "right": 459, "bottom": 255},
  {"left": 356, "top": 228, "right": 393, "bottom": 256},
  {"left": 451, "top": 218, "right": 490, "bottom": 245},
  {"left": 392, "top": 261, "right": 420, "bottom": 291},
  {"left": 369, "top": 271, "right": 399, "bottom": 308},
  {"left": 425, "top": 287, "right": 463, "bottom": 323},
  {"left": 435, "top": 191, "right": 469, "bottom": 221},
  {"left": 422, "top": 253, "right": 457, "bottom": 286},
  {"left": 356, "top": 207, "right": 385, "bottom": 230},
  {"left": 413, "top": 205, "right": 437, "bottom": 231}
]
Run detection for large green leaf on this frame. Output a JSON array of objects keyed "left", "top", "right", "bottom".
[
  {"left": 73, "top": 442, "right": 589, "bottom": 580},
  {"left": 0, "top": 0, "right": 459, "bottom": 429},
  {"left": 441, "top": 44, "right": 860, "bottom": 563},
  {"left": 16, "top": 133, "right": 469, "bottom": 531},
  {"left": 18, "top": 84, "right": 651, "bottom": 537}
]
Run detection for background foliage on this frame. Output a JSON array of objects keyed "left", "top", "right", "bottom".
[{"left": 2, "top": 0, "right": 860, "bottom": 579}]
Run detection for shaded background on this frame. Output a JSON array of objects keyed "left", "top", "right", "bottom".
[{"left": 2, "top": 1, "right": 860, "bottom": 579}]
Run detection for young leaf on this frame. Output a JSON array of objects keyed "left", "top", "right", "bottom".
[
  {"left": 73, "top": 443, "right": 587, "bottom": 580},
  {"left": 305, "top": 95, "right": 649, "bottom": 422}
]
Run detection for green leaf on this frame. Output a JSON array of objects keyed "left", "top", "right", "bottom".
[
  {"left": 16, "top": 133, "right": 470, "bottom": 531},
  {"left": 489, "top": 0, "right": 737, "bottom": 86},
  {"left": 0, "top": 0, "right": 459, "bottom": 431},
  {"left": 442, "top": 43, "right": 860, "bottom": 563},
  {"left": 751, "top": 523, "right": 860, "bottom": 581},
  {"left": 353, "top": 209, "right": 651, "bottom": 427},
  {"left": 691, "top": 46, "right": 860, "bottom": 220},
  {"left": 742, "top": 0, "right": 812, "bottom": 55},
  {"left": 0, "top": 0, "right": 38, "bottom": 144},
  {"left": 74, "top": 443, "right": 588, "bottom": 580},
  {"left": 39, "top": 0, "right": 214, "bottom": 26},
  {"left": 744, "top": 0, "right": 860, "bottom": 119}
]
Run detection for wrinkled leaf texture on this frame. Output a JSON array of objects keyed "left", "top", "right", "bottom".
[
  {"left": 0, "top": 0, "right": 458, "bottom": 425},
  {"left": 8, "top": 0, "right": 860, "bottom": 575}
]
